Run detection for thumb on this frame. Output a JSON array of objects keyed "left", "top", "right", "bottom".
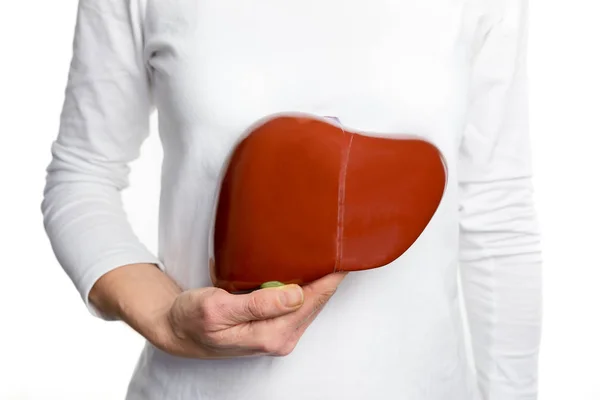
[{"left": 225, "top": 284, "right": 305, "bottom": 324}]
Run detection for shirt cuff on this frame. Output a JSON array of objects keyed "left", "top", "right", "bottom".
[{"left": 75, "top": 250, "right": 166, "bottom": 320}]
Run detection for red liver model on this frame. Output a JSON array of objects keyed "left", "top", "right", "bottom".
[{"left": 209, "top": 113, "right": 447, "bottom": 292}]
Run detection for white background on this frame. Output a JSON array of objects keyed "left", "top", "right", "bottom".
[{"left": 0, "top": 1, "right": 598, "bottom": 399}]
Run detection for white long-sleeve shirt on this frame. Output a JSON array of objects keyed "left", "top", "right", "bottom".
[{"left": 42, "top": 0, "right": 543, "bottom": 399}]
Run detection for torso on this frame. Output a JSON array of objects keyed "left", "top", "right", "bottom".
[{"left": 127, "top": 1, "right": 489, "bottom": 398}]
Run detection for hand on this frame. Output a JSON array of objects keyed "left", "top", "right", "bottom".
[{"left": 157, "top": 272, "right": 347, "bottom": 359}]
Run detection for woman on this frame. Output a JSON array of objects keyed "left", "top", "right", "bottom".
[{"left": 42, "top": 0, "right": 542, "bottom": 399}]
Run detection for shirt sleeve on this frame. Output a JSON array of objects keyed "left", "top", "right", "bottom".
[
  {"left": 41, "top": 0, "right": 163, "bottom": 319},
  {"left": 458, "top": 0, "right": 543, "bottom": 398}
]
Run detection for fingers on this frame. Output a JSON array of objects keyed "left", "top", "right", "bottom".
[
  {"left": 212, "top": 318, "right": 299, "bottom": 356},
  {"left": 239, "top": 284, "right": 305, "bottom": 322},
  {"left": 304, "top": 271, "right": 348, "bottom": 296},
  {"left": 178, "top": 273, "right": 346, "bottom": 358},
  {"left": 238, "top": 272, "right": 349, "bottom": 355},
  {"left": 289, "top": 271, "right": 348, "bottom": 328},
  {"left": 201, "top": 284, "right": 305, "bottom": 327},
  {"left": 171, "top": 286, "right": 304, "bottom": 357}
]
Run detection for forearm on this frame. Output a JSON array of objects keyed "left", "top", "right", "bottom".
[
  {"left": 89, "top": 263, "right": 182, "bottom": 348},
  {"left": 460, "top": 178, "right": 542, "bottom": 398},
  {"left": 461, "top": 255, "right": 542, "bottom": 398}
]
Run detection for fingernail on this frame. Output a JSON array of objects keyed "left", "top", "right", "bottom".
[{"left": 279, "top": 285, "right": 304, "bottom": 308}]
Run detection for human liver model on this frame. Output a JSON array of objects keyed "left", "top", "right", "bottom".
[{"left": 209, "top": 113, "right": 447, "bottom": 292}]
